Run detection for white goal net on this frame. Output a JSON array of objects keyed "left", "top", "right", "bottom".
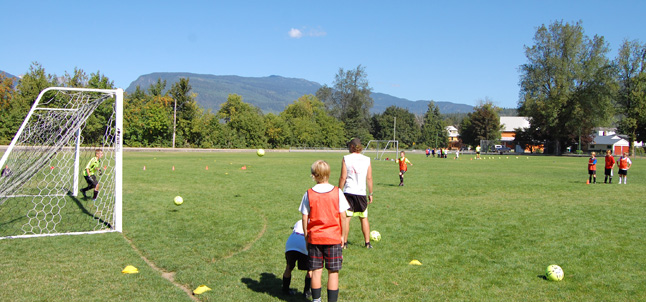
[
  {"left": 0, "top": 87, "right": 123, "bottom": 239},
  {"left": 364, "top": 140, "right": 399, "bottom": 160}
]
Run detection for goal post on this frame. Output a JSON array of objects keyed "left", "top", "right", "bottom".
[
  {"left": 364, "top": 140, "right": 399, "bottom": 160},
  {"left": 0, "top": 87, "right": 123, "bottom": 239}
]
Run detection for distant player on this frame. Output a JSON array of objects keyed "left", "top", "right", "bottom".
[
  {"left": 455, "top": 149, "right": 460, "bottom": 159},
  {"left": 588, "top": 152, "right": 597, "bottom": 184},
  {"left": 396, "top": 151, "right": 412, "bottom": 186},
  {"left": 425, "top": 148, "right": 430, "bottom": 157},
  {"left": 300, "top": 160, "right": 349, "bottom": 302},
  {"left": 618, "top": 152, "right": 632, "bottom": 184},
  {"left": 476, "top": 145, "right": 481, "bottom": 159},
  {"left": 1, "top": 165, "right": 12, "bottom": 177},
  {"left": 81, "top": 149, "right": 103, "bottom": 200},
  {"left": 604, "top": 150, "right": 615, "bottom": 184},
  {"left": 282, "top": 220, "right": 312, "bottom": 298}
]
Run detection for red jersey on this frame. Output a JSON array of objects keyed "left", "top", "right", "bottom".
[
  {"left": 619, "top": 157, "right": 631, "bottom": 170},
  {"left": 306, "top": 187, "right": 342, "bottom": 245},
  {"left": 588, "top": 157, "right": 597, "bottom": 171},
  {"left": 604, "top": 155, "right": 615, "bottom": 169},
  {"left": 397, "top": 157, "right": 411, "bottom": 171}
]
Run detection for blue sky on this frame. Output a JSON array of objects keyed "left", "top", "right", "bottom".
[{"left": 3, "top": 1, "right": 645, "bottom": 108}]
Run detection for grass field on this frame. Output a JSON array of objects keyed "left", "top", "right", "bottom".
[{"left": 1, "top": 151, "right": 645, "bottom": 301}]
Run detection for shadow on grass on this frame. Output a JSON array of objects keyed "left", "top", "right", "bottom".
[
  {"left": 70, "top": 195, "right": 112, "bottom": 229},
  {"left": 241, "top": 272, "right": 309, "bottom": 302},
  {"left": 378, "top": 182, "right": 400, "bottom": 187}
]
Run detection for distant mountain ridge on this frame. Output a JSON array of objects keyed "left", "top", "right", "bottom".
[
  {"left": 0, "top": 70, "right": 17, "bottom": 79},
  {"left": 125, "top": 72, "right": 475, "bottom": 115}
]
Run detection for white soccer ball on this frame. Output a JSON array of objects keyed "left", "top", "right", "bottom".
[
  {"left": 256, "top": 149, "right": 265, "bottom": 157},
  {"left": 370, "top": 230, "right": 381, "bottom": 242},
  {"left": 174, "top": 196, "right": 183, "bottom": 206},
  {"left": 546, "top": 264, "right": 564, "bottom": 281}
]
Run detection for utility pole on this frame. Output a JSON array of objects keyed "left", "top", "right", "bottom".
[{"left": 172, "top": 98, "right": 177, "bottom": 148}]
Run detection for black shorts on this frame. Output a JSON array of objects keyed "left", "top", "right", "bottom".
[
  {"left": 619, "top": 169, "right": 628, "bottom": 176},
  {"left": 308, "top": 244, "right": 343, "bottom": 271},
  {"left": 344, "top": 193, "right": 368, "bottom": 213},
  {"left": 285, "top": 250, "right": 309, "bottom": 271},
  {"left": 605, "top": 168, "right": 613, "bottom": 176},
  {"left": 84, "top": 175, "right": 98, "bottom": 188},
  {"left": 588, "top": 170, "right": 596, "bottom": 175}
]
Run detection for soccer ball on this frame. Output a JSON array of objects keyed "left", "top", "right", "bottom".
[
  {"left": 370, "top": 230, "right": 381, "bottom": 242},
  {"left": 545, "top": 264, "right": 564, "bottom": 281},
  {"left": 256, "top": 149, "right": 265, "bottom": 157},
  {"left": 174, "top": 196, "right": 183, "bottom": 206}
]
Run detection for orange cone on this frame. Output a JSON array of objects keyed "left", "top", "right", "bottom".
[
  {"left": 241, "top": 165, "right": 247, "bottom": 170},
  {"left": 586, "top": 179, "right": 590, "bottom": 184},
  {"left": 206, "top": 166, "right": 209, "bottom": 170},
  {"left": 172, "top": 166, "right": 175, "bottom": 171},
  {"left": 143, "top": 166, "right": 146, "bottom": 171}
]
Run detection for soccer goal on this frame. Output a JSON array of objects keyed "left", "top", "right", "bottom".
[
  {"left": 0, "top": 87, "right": 123, "bottom": 239},
  {"left": 364, "top": 140, "right": 399, "bottom": 160}
]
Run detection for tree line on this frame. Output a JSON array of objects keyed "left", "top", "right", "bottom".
[{"left": 0, "top": 64, "right": 453, "bottom": 150}]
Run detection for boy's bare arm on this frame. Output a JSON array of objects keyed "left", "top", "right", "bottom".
[{"left": 338, "top": 159, "right": 347, "bottom": 188}]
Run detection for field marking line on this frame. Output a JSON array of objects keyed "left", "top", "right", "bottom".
[
  {"left": 217, "top": 207, "right": 268, "bottom": 262},
  {"left": 122, "top": 235, "right": 199, "bottom": 302},
  {"left": 119, "top": 208, "right": 267, "bottom": 301}
]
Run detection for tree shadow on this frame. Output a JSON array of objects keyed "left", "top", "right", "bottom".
[{"left": 241, "top": 272, "right": 309, "bottom": 302}]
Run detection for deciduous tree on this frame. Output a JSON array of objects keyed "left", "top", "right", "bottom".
[{"left": 519, "top": 20, "right": 615, "bottom": 154}]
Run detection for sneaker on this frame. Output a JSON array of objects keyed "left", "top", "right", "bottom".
[
  {"left": 303, "top": 290, "right": 312, "bottom": 299},
  {"left": 343, "top": 242, "right": 348, "bottom": 249},
  {"left": 282, "top": 289, "right": 296, "bottom": 296},
  {"left": 81, "top": 189, "right": 87, "bottom": 198},
  {"left": 365, "top": 242, "right": 373, "bottom": 249}
]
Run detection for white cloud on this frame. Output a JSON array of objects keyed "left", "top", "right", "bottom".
[
  {"left": 288, "top": 28, "right": 303, "bottom": 39},
  {"left": 288, "top": 27, "right": 327, "bottom": 39}
]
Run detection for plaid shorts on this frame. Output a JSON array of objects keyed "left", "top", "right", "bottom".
[{"left": 308, "top": 244, "right": 343, "bottom": 271}]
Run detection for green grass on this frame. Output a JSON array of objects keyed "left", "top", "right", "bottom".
[{"left": 1, "top": 151, "right": 645, "bottom": 301}]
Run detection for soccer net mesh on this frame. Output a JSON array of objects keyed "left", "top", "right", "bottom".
[{"left": 0, "top": 87, "right": 123, "bottom": 239}]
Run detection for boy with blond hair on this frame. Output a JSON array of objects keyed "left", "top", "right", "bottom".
[
  {"left": 81, "top": 149, "right": 103, "bottom": 200},
  {"left": 299, "top": 160, "right": 349, "bottom": 302}
]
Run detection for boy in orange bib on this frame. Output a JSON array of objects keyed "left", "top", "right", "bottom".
[{"left": 300, "top": 160, "right": 350, "bottom": 302}]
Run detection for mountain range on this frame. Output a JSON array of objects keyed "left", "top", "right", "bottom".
[
  {"left": 126, "top": 72, "right": 474, "bottom": 115},
  {"left": 1, "top": 69, "right": 474, "bottom": 115}
]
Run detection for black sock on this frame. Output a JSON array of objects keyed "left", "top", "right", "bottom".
[
  {"left": 93, "top": 191, "right": 98, "bottom": 199},
  {"left": 304, "top": 276, "right": 311, "bottom": 294},
  {"left": 312, "top": 288, "right": 322, "bottom": 300},
  {"left": 609, "top": 177, "right": 612, "bottom": 183},
  {"left": 282, "top": 276, "right": 291, "bottom": 293},
  {"left": 328, "top": 289, "right": 339, "bottom": 302},
  {"left": 399, "top": 175, "right": 403, "bottom": 183}
]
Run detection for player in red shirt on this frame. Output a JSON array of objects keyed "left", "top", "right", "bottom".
[{"left": 604, "top": 150, "right": 616, "bottom": 184}]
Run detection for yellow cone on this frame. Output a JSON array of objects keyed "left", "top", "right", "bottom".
[
  {"left": 193, "top": 285, "right": 212, "bottom": 295},
  {"left": 409, "top": 260, "right": 422, "bottom": 265},
  {"left": 122, "top": 265, "right": 139, "bottom": 274}
]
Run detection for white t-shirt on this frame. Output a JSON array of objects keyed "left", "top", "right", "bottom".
[
  {"left": 342, "top": 153, "right": 371, "bottom": 196},
  {"left": 285, "top": 220, "right": 307, "bottom": 254},
  {"left": 299, "top": 183, "right": 350, "bottom": 215}
]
